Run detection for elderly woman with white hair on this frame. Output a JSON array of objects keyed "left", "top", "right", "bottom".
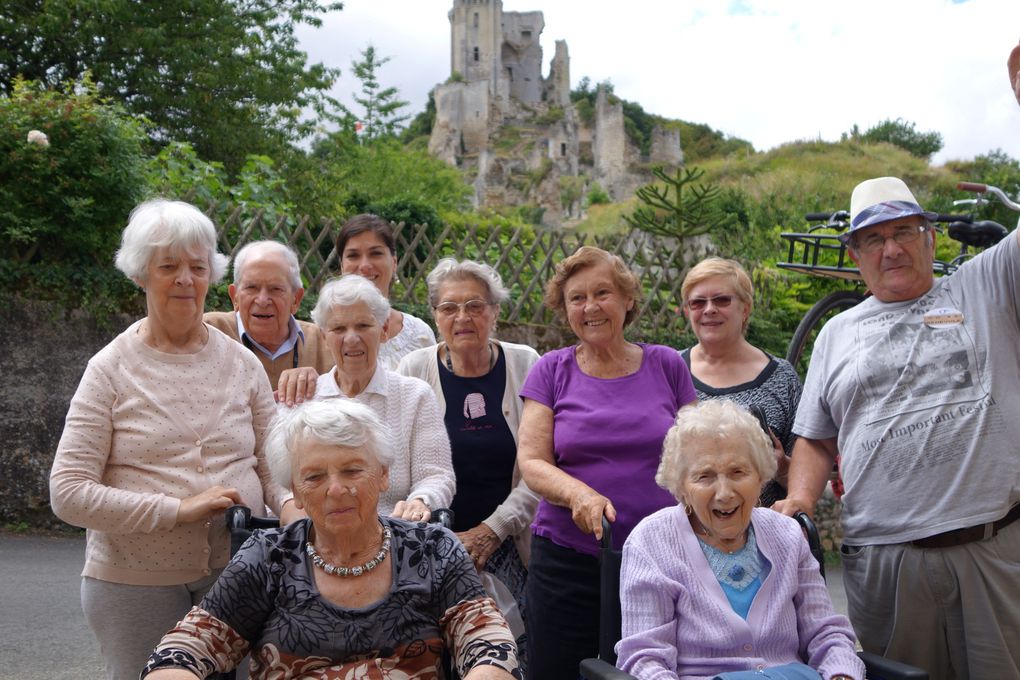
[
  {"left": 49, "top": 199, "right": 294, "bottom": 680},
  {"left": 616, "top": 400, "right": 863, "bottom": 680},
  {"left": 398, "top": 258, "right": 540, "bottom": 668},
  {"left": 142, "top": 399, "right": 522, "bottom": 679},
  {"left": 308, "top": 273, "right": 455, "bottom": 522}
]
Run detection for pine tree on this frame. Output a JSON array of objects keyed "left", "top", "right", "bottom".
[
  {"left": 344, "top": 45, "right": 410, "bottom": 142},
  {"left": 622, "top": 166, "right": 732, "bottom": 240}
]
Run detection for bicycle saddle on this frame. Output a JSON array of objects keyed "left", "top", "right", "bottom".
[{"left": 947, "top": 220, "right": 1008, "bottom": 249}]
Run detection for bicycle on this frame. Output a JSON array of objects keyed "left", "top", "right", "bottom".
[{"left": 778, "top": 182, "right": 1014, "bottom": 374}]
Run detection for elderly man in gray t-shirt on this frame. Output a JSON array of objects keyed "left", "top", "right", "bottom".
[{"left": 774, "top": 174, "right": 1020, "bottom": 679}]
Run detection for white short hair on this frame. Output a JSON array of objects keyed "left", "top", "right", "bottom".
[
  {"left": 264, "top": 399, "right": 391, "bottom": 489},
  {"left": 656, "top": 400, "right": 777, "bottom": 501},
  {"left": 426, "top": 257, "right": 509, "bottom": 308},
  {"left": 114, "top": 199, "right": 228, "bottom": 284},
  {"left": 311, "top": 274, "right": 391, "bottom": 329},
  {"left": 232, "top": 240, "right": 302, "bottom": 290}
]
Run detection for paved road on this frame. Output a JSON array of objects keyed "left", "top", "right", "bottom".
[
  {"left": 0, "top": 533, "right": 103, "bottom": 679},
  {"left": 0, "top": 531, "right": 848, "bottom": 679}
]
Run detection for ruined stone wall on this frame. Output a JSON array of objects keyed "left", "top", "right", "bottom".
[
  {"left": 649, "top": 125, "right": 683, "bottom": 167},
  {"left": 593, "top": 87, "right": 627, "bottom": 200},
  {"left": 544, "top": 40, "right": 571, "bottom": 107},
  {"left": 429, "top": 80, "right": 492, "bottom": 160},
  {"left": 500, "top": 11, "right": 544, "bottom": 104}
]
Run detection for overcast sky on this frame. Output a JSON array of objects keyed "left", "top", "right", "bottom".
[{"left": 296, "top": 0, "right": 1020, "bottom": 165}]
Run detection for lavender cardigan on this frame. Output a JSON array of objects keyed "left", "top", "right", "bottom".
[{"left": 617, "top": 506, "right": 864, "bottom": 680}]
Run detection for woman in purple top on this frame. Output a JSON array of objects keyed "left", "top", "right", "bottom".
[{"left": 517, "top": 246, "right": 697, "bottom": 679}]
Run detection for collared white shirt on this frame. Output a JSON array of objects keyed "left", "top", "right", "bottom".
[
  {"left": 235, "top": 311, "right": 305, "bottom": 360},
  {"left": 312, "top": 366, "right": 455, "bottom": 515}
]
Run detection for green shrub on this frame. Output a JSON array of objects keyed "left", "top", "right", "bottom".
[
  {"left": 586, "top": 182, "right": 611, "bottom": 206},
  {"left": 0, "top": 78, "right": 149, "bottom": 315},
  {"left": 1, "top": 78, "right": 148, "bottom": 266}
]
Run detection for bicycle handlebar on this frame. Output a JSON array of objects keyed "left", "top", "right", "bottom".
[
  {"left": 934, "top": 214, "right": 973, "bottom": 224},
  {"left": 957, "top": 181, "right": 1020, "bottom": 212},
  {"left": 805, "top": 212, "right": 836, "bottom": 222}
]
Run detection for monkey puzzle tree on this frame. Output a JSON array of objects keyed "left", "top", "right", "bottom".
[{"left": 623, "top": 166, "right": 733, "bottom": 241}]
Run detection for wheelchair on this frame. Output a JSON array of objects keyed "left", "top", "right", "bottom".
[
  {"left": 215, "top": 504, "right": 457, "bottom": 680},
  {"left": 578, "top": 514, "right": 929, "bottom": 680}
]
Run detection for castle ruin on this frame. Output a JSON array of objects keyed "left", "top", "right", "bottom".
[{"left": 428, "top": 0, "right": 682, "bottom": 226}]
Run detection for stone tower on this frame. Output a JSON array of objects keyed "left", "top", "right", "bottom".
[{"left": 449, "top": 0, "right": 502, "bottom": 96}]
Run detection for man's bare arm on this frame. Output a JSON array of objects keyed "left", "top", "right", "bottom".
[{"left": 772, "top": 436, "right": 837, "bottom": 519}]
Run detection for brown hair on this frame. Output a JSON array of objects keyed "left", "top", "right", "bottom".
[
  {"left": 543, "top": 246, "right": 642, "bottom": 327},
  {"left": 336, "top": 214, "right": 397, "bottom": 259}
]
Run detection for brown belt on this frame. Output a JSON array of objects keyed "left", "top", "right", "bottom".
[{"left": 911, "top": 504, "right": 1020, "bottom": 549}]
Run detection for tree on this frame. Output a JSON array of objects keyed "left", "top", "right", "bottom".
[
  {"left": 342, "top": 45, "right": 409, "bottom": 141},
  {"left": 0, "top": 0, "right": 344, "bottom": 170},
  {"left": 623, "top": 166, "right": 734, "bottom": 240},
  {"left": 310, "top": 134, "right": 471, "bottom": 216},
  {"left": 847, "top": 118, "right": 943, "bottom": 159}
]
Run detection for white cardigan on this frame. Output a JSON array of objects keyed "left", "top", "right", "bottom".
[
  {"left": 315, "top": 367, "right": 456, "bottom": 515},
  {"left": 397, "top": 340, "right": 540, "bottom": 564}
]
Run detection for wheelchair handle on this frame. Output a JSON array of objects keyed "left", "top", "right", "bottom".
[{"left": 600, "top": 515, "right": 614, "bottom": 551}]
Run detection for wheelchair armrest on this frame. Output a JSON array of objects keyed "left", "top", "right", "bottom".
[
  {"left": 859, "top": 651, "right": 929, "bottom": 679},
  {"left": 579, "top": 658, "right": 636, "bottom": 680}
]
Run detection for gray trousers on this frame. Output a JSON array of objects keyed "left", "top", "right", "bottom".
[
  {"left": 81, "top": 572, "right": 220, "bottom": 680},
  {"left": 841, "top": 519, "right": 1020, "bottom": 680}
]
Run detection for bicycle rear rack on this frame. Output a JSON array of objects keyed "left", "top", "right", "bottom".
[{"left": 777, "top": 232, "right": 862, "bottom": 281}]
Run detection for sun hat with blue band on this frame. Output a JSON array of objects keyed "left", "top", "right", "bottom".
[{"left": 847, "top": 176, "right": 938, "bottom": 237}]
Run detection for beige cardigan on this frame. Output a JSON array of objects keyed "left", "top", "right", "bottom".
[
  {"left": 397, "top": 340, "right": 540, "bottom": 564},
  {"left": 50, "top": 322, "right": 288, "bottom": 586},
  {"left": 203, "top": 311, "right": 335, "bottom": 390}
]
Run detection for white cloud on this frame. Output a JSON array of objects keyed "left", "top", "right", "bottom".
[{"left": 297, "top": 0, "right": 1020, "bottom": 163}]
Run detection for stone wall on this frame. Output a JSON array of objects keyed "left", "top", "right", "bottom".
[
  {"left": 429, "top": 79, "right": 492, "bottom": 160},
  {"left": 650, "top": 125, "right": 683, "bottom": 167},
  {"left": 0, "top": 296, "right": 136, "bottom": 527},
  {"left": 593, "top": 87, "right": 626, "bottom": 200},
  {"left": 500, "top": 11, "right": 544, "bottom": 104}
]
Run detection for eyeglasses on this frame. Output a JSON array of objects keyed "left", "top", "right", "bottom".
[
  {"left": 848, "top": 224, "right": 931, "bottom": 254},
  {"left": 684, "top": 295, "right": 734, "bottom": 312},
  {"left": 434, "top": 299, "right": 491, "bottom": 317}
]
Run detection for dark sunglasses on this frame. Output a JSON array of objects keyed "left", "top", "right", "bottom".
[{"left": 684, "top": 295, "right": 734, "bottom": 312}]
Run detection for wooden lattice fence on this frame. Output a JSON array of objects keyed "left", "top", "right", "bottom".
[{"left": 211, "top": 208, "right": 703, "bottom": 341}]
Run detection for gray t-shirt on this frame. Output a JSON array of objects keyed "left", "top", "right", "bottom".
[{"left": 794, "top": 233, "right": 1020, "bottom": 544}]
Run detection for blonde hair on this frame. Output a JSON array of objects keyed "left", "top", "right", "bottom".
[
  {"left": 656, "top": 400, "right": 776, "bottom": 501},
  {"left": 543, "top": 246, "right": 641, "bottom": 327},
  {"left": 681, "top": 257, "right": 754, "bottom": 334}
]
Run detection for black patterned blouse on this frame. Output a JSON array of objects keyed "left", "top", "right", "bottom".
[
  {"left": 680, "top": 349, "right": 803, "bottom": 507},
  {"left": 142, "top": 517, "right": 522, "bottom": 679}
]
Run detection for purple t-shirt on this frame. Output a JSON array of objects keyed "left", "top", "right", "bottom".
[{"left": 520, "top": 343, "right": 697, "bottom": 556}]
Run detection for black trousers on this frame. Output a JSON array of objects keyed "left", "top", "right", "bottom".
[{"left": 525, "top": 535, "right": 601, "bottom": 680}]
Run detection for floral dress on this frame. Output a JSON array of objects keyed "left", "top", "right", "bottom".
[{"left": 142, "top": 517, "right": 522, "bottom": 679}]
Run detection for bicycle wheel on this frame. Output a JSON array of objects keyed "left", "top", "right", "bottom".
[{"left": 787, "top": 290, "right": 866, "bottom": 374}]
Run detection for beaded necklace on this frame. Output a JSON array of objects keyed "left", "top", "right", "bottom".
[{"left": 306, "top": 523, "right": 392, "bottom": 577}]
